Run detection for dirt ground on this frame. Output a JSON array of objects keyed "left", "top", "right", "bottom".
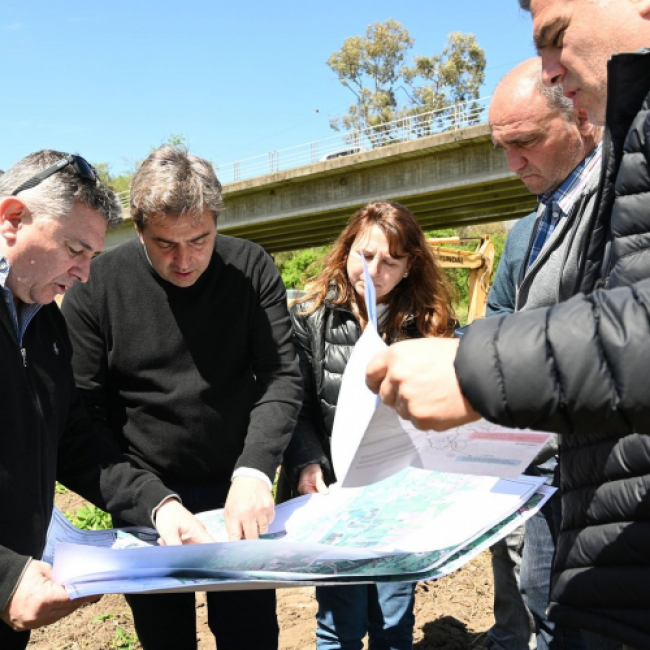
[{"left": 28, "top": 492, "right": 495, "bottom": 649}]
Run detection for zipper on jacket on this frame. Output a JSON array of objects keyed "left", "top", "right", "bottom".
[
  {"left": 20, "top": 334, "right": 51, "bottom": 556},
  {"left": 573, "top": 127, "right": 611, "bottom": 292}
]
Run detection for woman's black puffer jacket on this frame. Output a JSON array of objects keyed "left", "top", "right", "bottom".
[{"left": 279, "top": 300, "right": 419, "bottom": 497}]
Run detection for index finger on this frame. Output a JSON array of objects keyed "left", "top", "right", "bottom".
[
  {"left": 365, "top": 348, "right": 391, "bottom": 393},
  {"left": 225, "top": 516, "right": 244, "bottom": 542},
  {"left": 242, "top": 515, "right": 260, "bottom": 541}
]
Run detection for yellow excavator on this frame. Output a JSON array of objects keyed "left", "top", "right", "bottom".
[{"left": 427, "top": 235, "right": 495, "bottom": 324}]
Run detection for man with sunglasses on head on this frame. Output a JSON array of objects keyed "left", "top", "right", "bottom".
[
  {"left": 0, "top": 150, "right": 213, "bottom": 650},
  {"left": 61, "top": 145, "right": 303, "bottom": 650}
]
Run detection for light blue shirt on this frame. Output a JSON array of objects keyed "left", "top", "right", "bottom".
[{"left": 0, "top": 255, "right": 41, "bottom": 344}]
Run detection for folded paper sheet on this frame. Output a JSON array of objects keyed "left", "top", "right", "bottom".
[{"left": 331, "top": 256, "right": 552, "bottom": 487}]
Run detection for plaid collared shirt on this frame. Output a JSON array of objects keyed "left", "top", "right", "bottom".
[{"left": 526, "top": 143, "right": 603, "bottom": 269}]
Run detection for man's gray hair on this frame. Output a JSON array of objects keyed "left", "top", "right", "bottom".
[
  {"left": 130, "top": 146, "right": 223, "bottom": 228},
  {"left": 0, "top": 150, "right": 121, "bottom": 225},
  {"left": 535, "top": 77, "right": 575, "bottom": 122},
  {"left": 498, "top": 60, "right": 575, "bottom": 121}
]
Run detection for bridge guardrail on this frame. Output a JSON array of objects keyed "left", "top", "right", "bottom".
[
  {"left": 216, "top": 96, "right": 491, "bottom": 184},
  {"left": 115, "top": 96, "right": 491, "bottom": 209}
]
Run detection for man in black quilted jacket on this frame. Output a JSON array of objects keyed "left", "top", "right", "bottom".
[{"left": 367, "top": 2, "right": 650, "bottom": 648}]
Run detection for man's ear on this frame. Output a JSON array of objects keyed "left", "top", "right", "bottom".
[{"left": 0, "top": 198, "right": 30, "bottom": 244}]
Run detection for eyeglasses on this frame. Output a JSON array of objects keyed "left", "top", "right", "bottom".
[{"left": 11, "top": 154, "right": 99, "bottom": 196}]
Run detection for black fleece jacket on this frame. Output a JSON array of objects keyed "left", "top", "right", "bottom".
[
  {"left": 0, "top": 300, "right": 172, "bottom": 614},
  {"left": 62, "top": 235, "right": 302, "bottom": 485}
]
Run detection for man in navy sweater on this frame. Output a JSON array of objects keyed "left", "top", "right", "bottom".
[{"left": 62, "top": 146, "right": 303, "bottom": 650}]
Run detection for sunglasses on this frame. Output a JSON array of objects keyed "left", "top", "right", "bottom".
[{"left": 11, "top": 154, "right": 99, "bottom": 196}]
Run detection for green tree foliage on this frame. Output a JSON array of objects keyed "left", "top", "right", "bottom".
[
  {"left": 403, "top": 33, "right": 486, "bottom": 113},
  {"left": 328, "top": 19, "right": 413, "bottom": 135},
  {"left": 162, "top": 133, "right": 189, "bottom": 149},
  {"left": 93, "top": 162, "right": 133, "bottom": 195},
  {"left": 274, "top": 246, "right": 329, "bottom": 289},
  {"left": 327, "top": 20, "right": 486, "bottom": 144}
]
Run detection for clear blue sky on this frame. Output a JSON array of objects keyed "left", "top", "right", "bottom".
[{"left": 0, "top": 1, "right": 536, "bottom": 175}]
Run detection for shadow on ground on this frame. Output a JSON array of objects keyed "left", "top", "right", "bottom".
[{"left": 414, "top": 615, "right": 488, "bottom": 649}]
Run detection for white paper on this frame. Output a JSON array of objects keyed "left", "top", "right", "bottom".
[
  {"left": 43, "top": 507, "right": 159, "bottom": 565},
  {"left": 331, "top": 257, "right": 552, "bottom": 487},
  {"left": 58, "top": 484, "right": 554, "bottom": 598}
]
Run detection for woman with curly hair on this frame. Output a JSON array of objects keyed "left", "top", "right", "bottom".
[{"left": 280, "top": 200, "right": 456, "bottom": 649}]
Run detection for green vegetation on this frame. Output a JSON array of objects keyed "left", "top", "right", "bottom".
[
  {"left": 93, "top": 614, "right": 140, "bottom": 649},
  {"left": 328, "top": 19, "right": 486, "bottom": 141},
  {"left": 275, "top": 246, "right": 329, "bottom": 290},
  {"left": 112, "top": 626, "right": 139, "bottom": 649},
  {"left": 66, "top": 503, "right": 113, "bottom": 531},
  {"left": 94, "top": 162, "right": 133, "bottom": 195}
]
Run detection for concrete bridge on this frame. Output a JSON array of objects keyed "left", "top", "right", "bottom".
[{"left": 106, "top": 123, "right": 535, "bottom": 253}]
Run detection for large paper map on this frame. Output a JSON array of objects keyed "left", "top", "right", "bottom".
[{"left": 51, "top": 468, "right": 552, "bottom": 598}]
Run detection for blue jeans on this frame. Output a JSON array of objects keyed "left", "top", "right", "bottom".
[
  {"left": 488, "top": 460, "right": 586, "bottom": 650},
  {"left": 315, "top": 582, "right": 415, "bottom": 650},
  {"left": 520, "top": 471, "right": 585, "bottom": 650},
  {"left": 487, "top": 524, "right": 534, "bottom": 650},
  {"left": 115, "top": 479, "right": 279, "bottom": 650}
]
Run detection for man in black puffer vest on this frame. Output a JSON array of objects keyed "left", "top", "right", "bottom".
[{"left": 366, "top": 2, "right": 650, "bottom": 648}]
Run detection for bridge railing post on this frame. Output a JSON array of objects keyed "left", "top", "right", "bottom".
[{"left": 269, "top": 151, "right": 278, "bottom": 174}]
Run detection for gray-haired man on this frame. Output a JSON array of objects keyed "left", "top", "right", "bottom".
[
  {"left": 486, "top": 56, "right": 601, "bottom": 650},
  {"left": 0, "top": 150, "right": 212, "bottom": 650}
]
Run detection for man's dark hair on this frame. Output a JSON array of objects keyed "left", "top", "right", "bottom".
[{"left": 130, "top": 146, "right": 223, "bottom": 229}]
